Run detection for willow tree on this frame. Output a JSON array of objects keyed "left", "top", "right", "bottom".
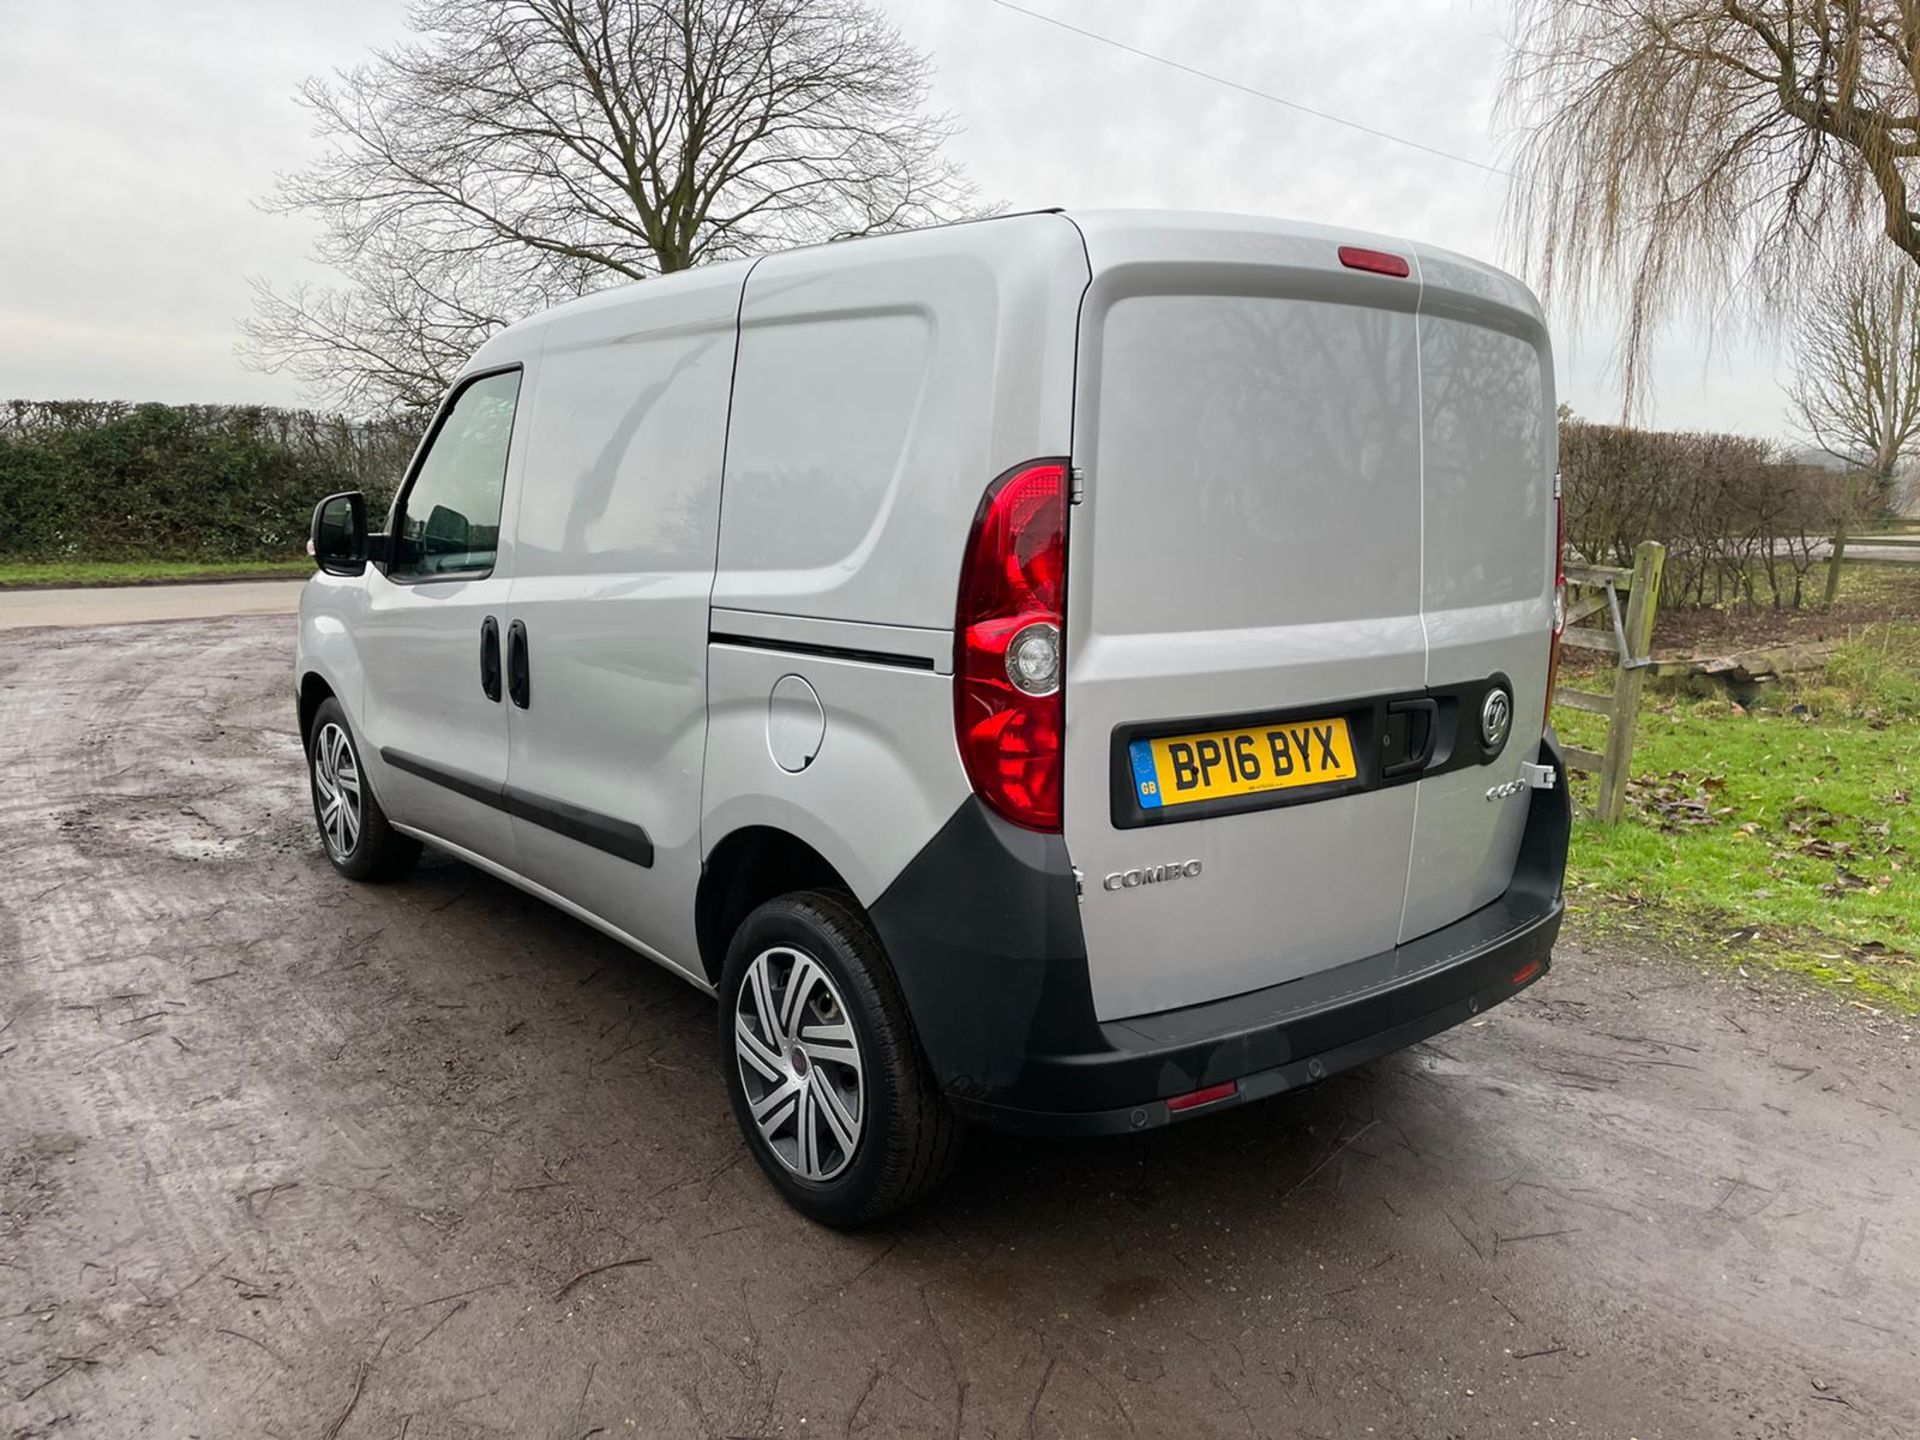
[
  {"left": 244, "top": 0, "right": 978, "bottom": 418},
  {"left": 1500, "top": 1, "right": 1920, "bottom": 409}
]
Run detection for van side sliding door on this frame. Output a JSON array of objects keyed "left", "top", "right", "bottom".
[{"left": 495, "top": 271, "right": 746, "bottom": 982}]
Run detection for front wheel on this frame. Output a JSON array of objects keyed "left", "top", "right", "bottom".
[
  {"left": 720, "top": 890, "right": 960, "bottom": 1226},
  {"left": 306, "top": 698, "right": 420, "bottom": 882}
]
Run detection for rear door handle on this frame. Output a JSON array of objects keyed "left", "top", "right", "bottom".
[
  {"left": 479, "top": 616, "right": 502, "bottom": 702},
  {"left": 506, "top": 619, "right": 530, "bottom": 709},
  {"left": 1383, "top": 697, "right": 1438, "bottom": 778}
]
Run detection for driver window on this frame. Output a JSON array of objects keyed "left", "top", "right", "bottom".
[{"left": 391, "top": 370, "right": 521, "bottom": 579}]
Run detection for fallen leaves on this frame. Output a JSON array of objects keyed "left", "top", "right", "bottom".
[
  {"left": 1568, "top": 710, "right": 1916, "bottom": 993},
  {"left": 1629, "top": 771, "right": 1729, "bottom": 831},
  {"left": 1782, "top": 798, "right": 1840, "bottom": 836},
  {"left": 1820, "top": 868, "right": 1875, "bottom": 898},
  {"left": 1798, "top": 837, "right": 1853, "bottom": 861}
]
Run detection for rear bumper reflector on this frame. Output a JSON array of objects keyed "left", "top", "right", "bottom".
[{"left": 1165, "top": 1080, "right": 1238, "bottom": 1113}]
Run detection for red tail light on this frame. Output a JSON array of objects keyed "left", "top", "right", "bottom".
[
  {"left": 955, "top": 460, "right": 1067, "bottom": 831},
  {"left": 1544, "top": 470, "right": 1565, "bottom": 725}
]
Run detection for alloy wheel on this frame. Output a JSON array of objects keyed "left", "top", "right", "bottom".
[
  {"left": 312, "top": 721, "right": 363, "bottom": 861},
  {"left": 733, "top": 945, "right": 866, "bottom": 1181}
]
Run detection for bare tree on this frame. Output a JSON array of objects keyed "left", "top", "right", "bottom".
[
  {"left": 245, "top": 230, "right": 577, "bottom": 418},
  {"left": 1500, "top": 2, "right": 1920, "bottom": 409},
  {"left": 244, "top": 0, "right": 979, "bottom": 417},
  {"left": 1788, "top": 250, "right": 1920, "bottom": 602}
]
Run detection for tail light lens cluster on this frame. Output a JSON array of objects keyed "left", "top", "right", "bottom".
[
  {"left": 955, "top": 461, "right": 1067, "bottom": 831},
  {"left": 1544, "top": 470, "right": 1566, "bottom": 725}
]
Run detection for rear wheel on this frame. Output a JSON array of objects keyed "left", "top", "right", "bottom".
[
  {"left": 720, "top": 890, "right": 960, "bottom": 1226},
  {"left": 306, "top": 698, "right": 420, "bottom": 882}
]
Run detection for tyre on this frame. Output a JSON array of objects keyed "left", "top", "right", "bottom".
[
  {"left": 720, "top": 890, "right": 961, "bottom": 1226},
  {"left": 306, "top": 698, "right": 421, "bottom": 882}
]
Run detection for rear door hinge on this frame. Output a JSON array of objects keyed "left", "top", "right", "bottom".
[
  {"left": 1520, "top": 761, "right": 1557, "bottom": 790},
  {"left": 1069, "top": 466, "right": 1086, "bottom": 505}
]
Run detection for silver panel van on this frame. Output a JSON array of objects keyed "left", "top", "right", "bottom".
[{"left": 297, "top": 210, "right": 1571, "bottom": 1225}]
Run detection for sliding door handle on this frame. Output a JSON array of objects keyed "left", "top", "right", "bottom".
[
  {"left": 479, "top": 616, "right": 502, "bottom": 702},
  {"left": 506, "top": 619, "right": 530, "bottom": 709}
]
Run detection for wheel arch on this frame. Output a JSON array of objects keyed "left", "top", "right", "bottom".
[
  {"left": 696, "top": 826, "right": 855, "bottom": 986},
  {"left": 298, "top": 671, "right": 337, "bottom": 747}
]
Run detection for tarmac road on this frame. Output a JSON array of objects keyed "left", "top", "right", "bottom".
[
  {"left": 2, "top": 614, "right": 1916, "bottom": 1439},
  {"left": 0, "top": 579, "right": 306, "bottom": 631}
]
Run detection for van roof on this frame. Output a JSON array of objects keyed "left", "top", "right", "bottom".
[{"left": 463, "top": 208, "right": 1543, "bottom": 377}]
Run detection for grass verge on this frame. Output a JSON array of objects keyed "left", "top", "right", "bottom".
[
  {"left": 1558, "top": 575, "right": 1920, "bottom": 1011},
  {"left": 0, "top": 557, "right": 312, "bottom": 588}
]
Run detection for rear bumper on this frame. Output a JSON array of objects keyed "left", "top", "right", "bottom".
[
  {"left": 950, "top": 893, "right": 1557, "bottom": 1136},
  {"left": 870, "top": 734, "right": 1571, "bottom": 1138}
]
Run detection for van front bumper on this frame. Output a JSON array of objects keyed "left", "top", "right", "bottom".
[{"left": 869, "top": 735, "right": 1571, "bottom": 1138}]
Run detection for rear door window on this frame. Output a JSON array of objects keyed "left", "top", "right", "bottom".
[{"left": 390, "top": 370, "right": 522, "bottom": 579}]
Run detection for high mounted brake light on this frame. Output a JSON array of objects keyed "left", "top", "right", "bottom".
[
  {"left": 1338, "top": 245, "right": 1411, "bottom": 278},
  {"left": 954, "top": 460, "right": 1067, "bottom": 831}
]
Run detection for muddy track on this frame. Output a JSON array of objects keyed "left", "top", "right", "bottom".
[{"left": 1, "top": 615, "right": 1916, "bottom": 1438}]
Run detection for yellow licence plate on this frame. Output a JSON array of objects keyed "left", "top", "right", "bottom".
[{"left": 1127, "top": 717, "right": 1358, "bottom": 811}]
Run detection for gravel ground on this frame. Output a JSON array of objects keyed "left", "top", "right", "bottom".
[{"left": 2, "top": 614, "right": 1916, "bottom": 1439}]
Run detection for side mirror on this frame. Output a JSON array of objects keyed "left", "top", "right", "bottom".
[{"left": 309, "top": 491, "right": 368, "bottom": 576}]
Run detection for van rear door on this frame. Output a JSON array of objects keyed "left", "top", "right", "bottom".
[
  {"left": 1061, "top": 215, "right": 1428, "bottom": 1021},
  {"left": 1059, "top": 216, "right": 1557, "bottom": 1022},
  {"left": 1400, "top": 246, "right": 1555, "bottom": 940}
]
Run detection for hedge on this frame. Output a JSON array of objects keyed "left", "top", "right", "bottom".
[
  {"left": 1560, "top": 415, "right": 1857, "bottom": 610},
  {"left": 0, "top": 400, "right": 421, "bottom": 561},
  {"left": 3, "top": 399, "right": 1856, "bottom": 610}
]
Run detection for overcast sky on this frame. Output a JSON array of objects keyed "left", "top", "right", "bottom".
[{"left": 0, "top": 0, "right": 1790, "bottom": 437}]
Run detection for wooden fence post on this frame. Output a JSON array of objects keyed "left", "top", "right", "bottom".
[{"left": 1596, "top": 540, "right": 1665, "bottom": 824}]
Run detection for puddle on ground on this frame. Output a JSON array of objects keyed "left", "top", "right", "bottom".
[{"left": 1096, "top": 1274, "right": 1167, "bottom": 1317}]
